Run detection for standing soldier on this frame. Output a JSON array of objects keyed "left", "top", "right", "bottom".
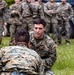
[
  {"left": 8, "top": 10, "right": 22, "bottom": 45},
  {"left": 9, "top": 0, "right": 21, "bottom": 13},
  {"left": 21, "top": 0, "right": 33, "bottom": 33},
  {"left": 9, "top": 0, "right": 22, "bottom": 45},
  {"left": 56, "top": 0, "right": 74, "bottom": 45},
  {"left": 30, "top": 0, "right": 44, "bottom": 19},
  {"left": 44, "top": 0, "right": 58, "bottom": 40},
  {"left": 0, "top": 0, "right": 7, "bottom": 46}
]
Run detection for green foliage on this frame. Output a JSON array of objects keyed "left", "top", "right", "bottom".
[
  {"left": 1, "top": 37, "right": 74, "bottom": 75},
  {"left": 5, "top": 0, "right": 14, "bottom": 7}
]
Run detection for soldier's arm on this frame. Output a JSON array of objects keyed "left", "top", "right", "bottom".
[
  {"left": 43, "top": 40, "right": 57, "bottom": 68},
  {"left": 44, "top": 3, "right": 53, "bottom": 16},
  {"left": 1, "top": 1, "right": 8, "bottom": 24},
  {"left": 38, "top": 4, "right": 44, "bottom": 19},
  {"left": 68, "top": 4, "right": 74, "bottom": 19},
  {"left": 4, "top": 1, "right": 7, "bottom": 8},
  {"left": 29, "top": 41, "right": 35, "bottom": 50}
]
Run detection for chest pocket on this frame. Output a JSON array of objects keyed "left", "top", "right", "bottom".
[{"left": 35, "top": 44, "right": 49, "bottom": 58}]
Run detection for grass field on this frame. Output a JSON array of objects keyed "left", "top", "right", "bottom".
[{"left": 1, "top": 37, "right": 74, "bottom": 75}]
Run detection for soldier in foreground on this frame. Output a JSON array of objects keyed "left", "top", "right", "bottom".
[
  {"left": 0, "top": 29, "right": 44, "bottom": 75},
  {"left": 30, "top": 18, "right": 57, "bottom": 75}
]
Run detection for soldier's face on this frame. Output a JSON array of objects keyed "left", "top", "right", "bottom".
[
  {"left": 33, "top": 24, "right": 46, "bottom": 39},
  {"left": 50, "top": 0, "right": 54, "bottom": 3},
  {"left": 14, "top": 0, "right": 20, "bottom": 4},
  {"left": 61, "top": 0, "right": 66, "bottom": 3},
  {"left": 31, "top": 0, "right": 35, "bottom": 3}
]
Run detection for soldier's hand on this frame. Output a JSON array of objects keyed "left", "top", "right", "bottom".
[
  {"left": 4, "top": 22, "right": 7, "bottom": 26},
  {"left": 48, "top": 10, "right": 53, "bottom": 13}
]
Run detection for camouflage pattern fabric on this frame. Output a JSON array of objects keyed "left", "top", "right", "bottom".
[
  {"left": 44, "top": 2, "right": 58, "bottom": 41},
  {"left": 21, "top": 2, "right": 33, "bottom": 32},
  {"left": 8, "top": 9, "right": 22, "bottom": 45},
  {"left": 0, "top": 46, "right": 44, "bottom": 75},
  {"left": 9, "top": 2, "right": 22, "bottom": 45},
  {"left": 9, "top": 2, "right": 21, "bottom": 14},
  {"left": 30, "top": 1, "right": 44, "bottom": 19},
  {"left": 30, "top": 33, "right": 56, "bottom": 69},
  {"left": 56, "top": 2, "right": 74, "bottom": 43},
  {"left": 0, "top": 0, "right": 7, "bottom": 44}
]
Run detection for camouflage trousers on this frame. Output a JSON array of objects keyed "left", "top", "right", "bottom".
[
  {"left": 9, "top": 25, "right": 22, "bottom": 45},
  {"left": 46, "top": 18, "right": 58, "bottom": 43},
  {"left": 45, "top": 22, "right": 51, "bottom": 36},
  {"left": 22, "top": 17, "right": 33, "bottom": 33},
  {"left": 58, "top": 19, "right": 70, "bottom": 43}
]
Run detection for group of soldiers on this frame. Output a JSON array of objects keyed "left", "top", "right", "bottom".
[
  {"left": 0, "top": 0, "right": 74, "bottom": 75},
  {"left": 0, "top": 0, "right": 74, "bottom": 45}
]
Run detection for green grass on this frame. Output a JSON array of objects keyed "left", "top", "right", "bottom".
[
  {"left": 52, "top": 39, "right": 74, "bottom": 75},
  {"left": 1, "top": 37, "right": 74, "bottom": 75},
  {"left": 1, "top": 37, "right": 10, "bottom": 47}
]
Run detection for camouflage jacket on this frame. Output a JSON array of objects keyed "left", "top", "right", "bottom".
[
  {"left": 29, "top": 33, "right": 57, "bottom": 69},
  {"left": 0, "top": 1, "right": 7, "bottom": 18},
  {"left": 0, "top": 46, "right": 44, "bottom": 75},
  {"left": 9, "top": 2, "right": 21, "bottom": 13},
  {"left": 44, "top": 2, "right": 59, "bottom": 22},
  {"left": 21, "top": 2, "right": 33, "bottom": 18},
  {"left": 56, "top": 2, "right": 74, "bottom": 21},
  {"left": 3, "top": 8, "right": 10, "bottom": 23},
  {"left": 30, "top": 1, "right": 44, "bottom": 19}
]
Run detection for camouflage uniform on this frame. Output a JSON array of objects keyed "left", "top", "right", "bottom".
[
  {"left": 56, "top": 2, "right": 74, "bottom": 43},
  {"left": 21, "top": 2, "right": 33, "bottom": 33},
  {"left": 9, "top": 3, "right": 22, "bottom": 45},
  {"left": 30, "top": 1, "right": 44, "bottom": 19},
  {"left": 9, "top": 2, "right": 21, "bottom": 14},
  {"left": 44, "top": 2, "right": 58, "bottom": 39},
  {"left": 0, "top": 0, "right": 7, "bottom": 45},
  {"left": 29, "top": 33, "right": 56, "bottom": 75},
  {"left": 3, "top": 8, "right": 10, "bottom": 24},
  {"left": 0, "top": 46, "right": 44, "bottom": 75}
]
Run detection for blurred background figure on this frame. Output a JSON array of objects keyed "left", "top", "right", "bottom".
[
  {"left": 0, "top": 0, "right": 7, "bottom": 46},
  {"left": 56, "top": 0, "right": 74, "bottom": 45}
]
